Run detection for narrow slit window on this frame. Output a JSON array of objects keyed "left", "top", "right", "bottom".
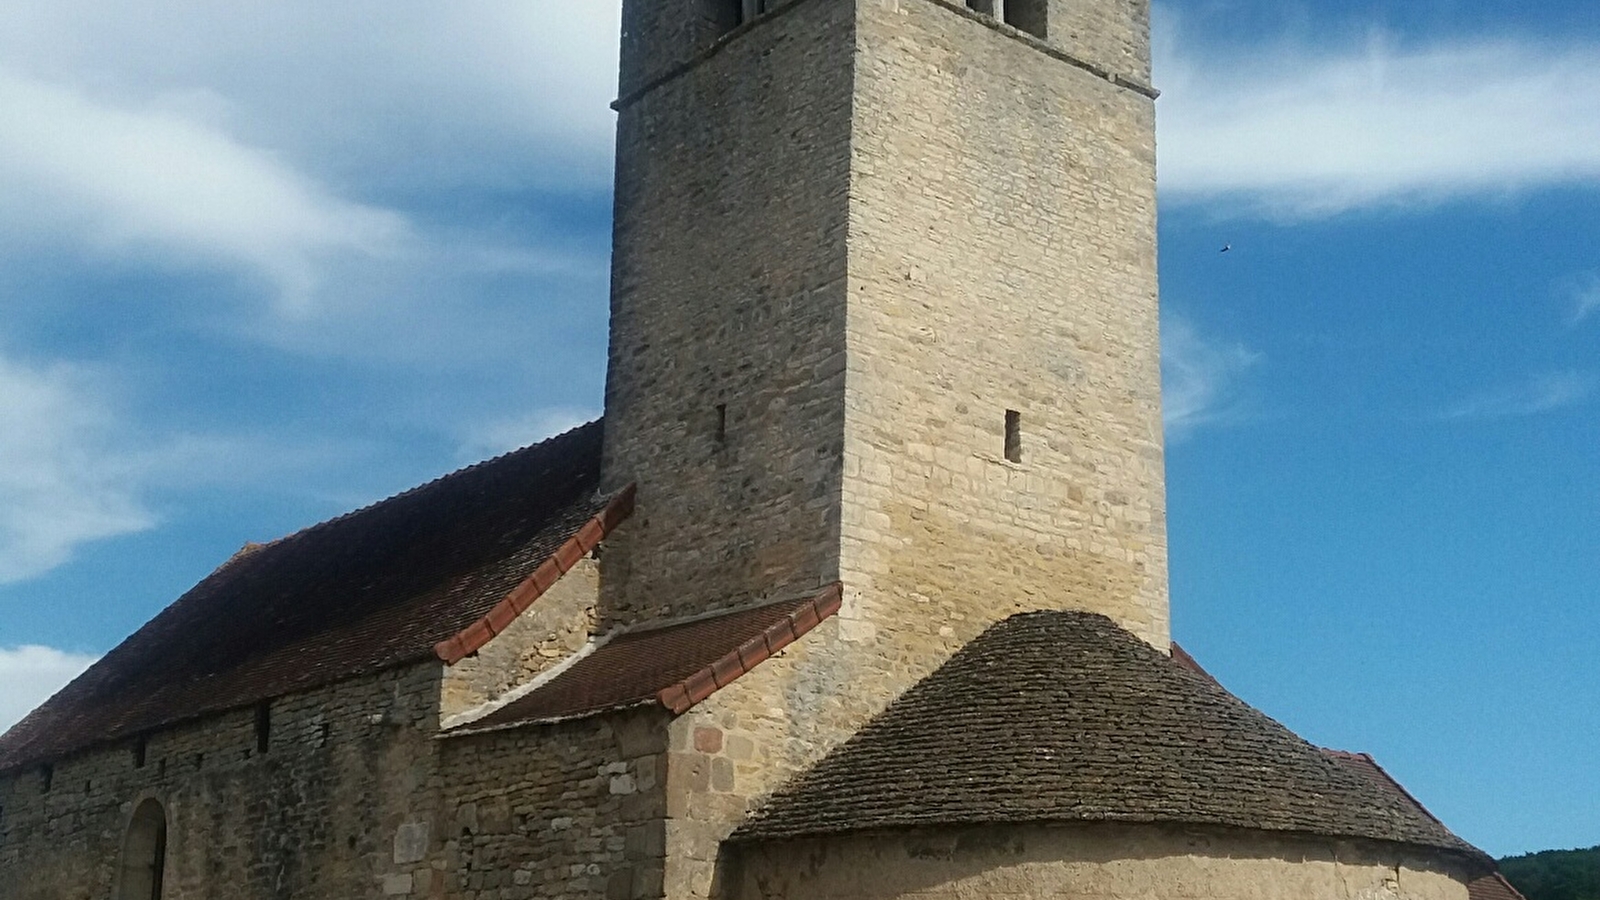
[
  {"left": 255, "top": 701, "right": 272, "bottom": 754},
  {"left": 1004, "top": 410, "right": 1023, "bottom": 463},
  {"left": 714, "top": 403, "right": 728, "bottom": 444},
  {"left": 734, "top": 0, "right": 769, "bottom": 26},
  {"left": 134, "top": 736, "right": 147, "bottom": 769},
  {"left": 40, "top": 764, "right": 53, "bottom": 793}
]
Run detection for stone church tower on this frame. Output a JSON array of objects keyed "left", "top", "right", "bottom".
[
  {"left": 0, "top": 3, "right": 1496, "bottom": 900},
  {"left": 602, "top": 0, "right": 1167, "bottom": 650},
  {"left": 599, "top": 0, "right": 1160, "bottom": 893}
]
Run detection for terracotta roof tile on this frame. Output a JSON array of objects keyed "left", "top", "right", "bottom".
[
  {"left": 1323, "top": 749, "right": 1519, "bottom": 899},
  {"left": 735, "top": 610, "right": 1491, "bottom": 864},
  {"left": 0, "top": 421, "right": 613, "bottom": 772},
  {"left": 1468, "top": 873, "right": 1529, "bottom": 900},
  {"left": 458, "top": 585, "right": 841, "bottom": 730}
]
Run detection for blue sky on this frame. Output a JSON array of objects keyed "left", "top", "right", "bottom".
[{"left": 0, "top": 0, "right": 1594, "bottom": 860}]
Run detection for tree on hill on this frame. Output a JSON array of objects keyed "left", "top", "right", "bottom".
[{"left": 1500, "top": 845, "right": 1600, "bottom": 900}]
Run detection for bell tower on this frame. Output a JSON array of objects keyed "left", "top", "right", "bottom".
[{"left": 600, "top": 0, "right": 1168, "bottom": 659}]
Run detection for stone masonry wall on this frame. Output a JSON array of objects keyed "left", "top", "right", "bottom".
[
  {"left": 442, "top": 558, "right": 601, "bottom": 720},
  {"left": 608, "top": 6, "right": 1168, "bottom": 896},
  {"left": 732, "top": 823, "right": 1474, "bottom": 900},
  {"left": 654, "top": 622, "right": 853, "bottom": 900},
  {"left": 1044, "top": 0, "right": 1151, "bottom": 84},
  {"left": 0, "top": 664, "right": 446, "bottom": 900},
  {"left": 600, "top": 0, "right": 857, "bottom": 629},
  {"left": 435, "top": 709, "right": 671, "bottom": 900},
  {"left": 839, "top": 0, "right": 1168, "bottom": 670}
]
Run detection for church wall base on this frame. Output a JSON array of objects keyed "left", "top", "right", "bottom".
[{"left": 730, "top": 822, "right": 1474, "bottom": 900}]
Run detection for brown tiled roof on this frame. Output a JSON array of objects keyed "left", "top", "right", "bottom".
[
  {"left": 1324, "top": 750, "right": 1520, "bottom": 899},
  {"left": 1323, "top": 749, "right": 1449, "bottom": 828},
  {"left": 0, "top": 421, "right": 616, "bottom": 772},
  {"left": 735, "top": 610, "right": 1490, "bottom": 864},
  {"left": 1169, "top": 641, "right": 1223, "bottom": 689},
  {"left": 457, "top": 585, "right": 842, "bottom": 731},
  {"left": 1468, "top": 873, "right": 1529, "bottom": 900}
]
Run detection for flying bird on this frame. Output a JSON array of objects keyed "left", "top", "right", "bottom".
[{"left": 1220, "top": 244, "right": 1232, "bottom": 253}]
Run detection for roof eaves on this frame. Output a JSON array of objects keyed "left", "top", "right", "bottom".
[
  {"left": 1168, "top": 641, "right": 1225, "bottom": 689},
  {"left": 657, "top": 582, "right": 842, "bottom": 715},
  {"left": 433, "top": 483, "right": 636, "bottom": 665},
  {"left": 1482, "top": 872, "right": 1529, "bottom": 900},
  {"left": 1323, "top": 748, "right": 1450, "bottom": 829}
]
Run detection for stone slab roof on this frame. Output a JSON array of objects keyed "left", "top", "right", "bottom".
[
  {"left": 0, "top": 421, "right": 614, "bottom": 772},
  {"left": 455, "top": 585, "right": 842, "bottom": 731},
  {"left": 735, "top": 610, "right": 1489, "bottom": 864}
]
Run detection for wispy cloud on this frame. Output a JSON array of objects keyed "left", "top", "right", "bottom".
[
  {"left": 0, "top": 67, "right": 409, "bottom": 314},
  {"left": 0, "top": 341, "right": 361, "bottom": 585},
  {"left": 1439, "top": 371, "right": 1597, "bottom": 421},
  {"left": 0, "top": 351, "right": 158, "bottom": 584},
  {"left": 0, "top": 646, "right": 98, "bottom": 733},
  {"left": 1161, "top": 317, "right": 1262, "bottom": 440},
  {"left": 1157, "top": 30, "right": 1600, "bottom": 217},
  {"left": 457, "top": 407, "right": 600, "bottom": 463},
  {"left": 0, "top": 1, "right": 622, "bottom": 195},
  {"left": 1568, "top": 272, "right": 1600, "bottom": 325}
]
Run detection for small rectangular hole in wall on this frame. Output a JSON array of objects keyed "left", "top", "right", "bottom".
[
  {"left": 714, "top": 403, "right": 728, "bottom": 444},
  {"left": 965, "top": 0, "right": 1047, "bottom": 39},
  {"left": 255, "top": 700, "right": 272, "bottom": 754},
  {"left": 133, "top": 735, "right": 147, "bottom": 769},
  {"left": 1002, "top": 0, "right": 1048, "bottom": 39},
  {"left": 733, "top": 0, "right": 769, "bottom": 26},
  {"left": 39, "top": 764, "right": 52, "bottom": 793},
  {"left": 1004, "top": 410, "right": 1023, "bottom": 463}
]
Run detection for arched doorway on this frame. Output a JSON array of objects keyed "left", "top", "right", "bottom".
[{"left": 118, "top": 798, "right": 167, "bottom": 900}]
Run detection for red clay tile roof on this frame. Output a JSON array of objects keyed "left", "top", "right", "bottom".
[
  {"left": 1324, "top": 749, "right": 1521, "bottom": 899},
  {"left": 434, "top": 483, "right": 635, "bottom": 665},
  {"left": 1169, "top": 641, "right": 1224, "bottom": 688},
  {"left": 0, "top": 421, "right": 616, "bottom": 772},
  {"left": 1467, "top": 873, "right": 1529, "bottom": 900},
  {"left": 1323, "top": 749, "right": 1449, "bottom": 828},
  {"left": 457, "top": 585, "right": 842, "bottom": 731},
  {"left": 735, "top": 611, "right": 1491, "bottom": 864}
]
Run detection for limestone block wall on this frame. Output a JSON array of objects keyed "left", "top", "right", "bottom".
[
  {"left": 435, "top": 709, "right": 671, "bottom": 900},
  {"left": 732, "top": 823, "right": 1476, "bottom": 900},
  {"left": 1044, "top": 0, "right": 1152, "bottom": 84},
  {"left": 0, "top": 664, "right": 446, "bottom": 900},
  {"left": 839, "top": 0, "right": 1169, "bottom": 667},
  {"left": 441, "top": 558, "right": 601, "bottom": 719},
  {"left": 601, "top": 0, "right": 856, "bottom": 629},
  {"left": 652, "top": 623, "right": 854, "bottom": 900}
]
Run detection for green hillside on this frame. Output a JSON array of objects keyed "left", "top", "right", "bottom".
[{"left": 1501, "top": 846, "right": 1600, "bottom": 900}]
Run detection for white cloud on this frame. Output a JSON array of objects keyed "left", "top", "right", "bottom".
[
  {"left": 0, "top": 646, "right": 98, "bottom": 734},
  {"left": 0, "top": 352, "right": 157, "bottom": 584},
  {"left": 0, "top": 341, "right": 345, "bottom": 585},
  {"left": 1156, "top": 31, "right": 1600, "bottom": 217},
  {"left": 0, "top": 67, "right": 409, "bottom": 314},
  {"left": 1569, "top": 273, "right": 1600, "bottom": 325},
  {"left": 1440, "top": 371, "right": 1597, "bottom": 421},
  {"left": 1161, "top": 317, "right": 1261, "bottom": 439},
  {"left": 0, "top": 1, "right": 622, "bottom": 195},
  {"left": 457, "top": 407, "right": 600, "bottom": 463}
]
